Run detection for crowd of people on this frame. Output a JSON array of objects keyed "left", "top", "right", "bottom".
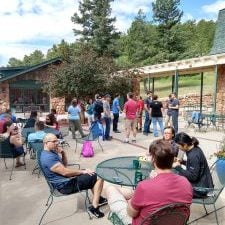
[
  {"left": 72, "top": 90, "right": 180, "bottom": 143},
  {"left": 0, "top": 92, "right": 215, "bottom": 222}
]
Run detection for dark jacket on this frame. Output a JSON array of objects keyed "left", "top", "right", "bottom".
[{"left": 175, "top": 146, "right": 213, "bottom": 198}]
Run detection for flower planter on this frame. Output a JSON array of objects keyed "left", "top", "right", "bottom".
[{"left": 216, "top": 159, "right": 225, "bottom": 185}]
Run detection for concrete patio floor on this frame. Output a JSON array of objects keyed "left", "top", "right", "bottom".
[{"left": 1, "top": 117, "right": 225, "bottom": 225}]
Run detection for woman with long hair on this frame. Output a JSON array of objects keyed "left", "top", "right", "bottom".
[
  {"left": 173, "top": 132, "right": 213, "bottom": 198},
  {"left": 45, "top": 113, "right": 59, "bottom": 130},
  {"left": 2, "top": 121, "right": 25, "bottom": 167}
]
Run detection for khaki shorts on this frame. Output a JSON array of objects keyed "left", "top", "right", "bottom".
[{"left": 125, "top": 119, "right": 137, "bottom": 129}]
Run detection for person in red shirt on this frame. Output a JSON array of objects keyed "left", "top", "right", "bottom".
[
  {"left": 123, "top": 92, "right": 138, "bottom": 143},
  {"left": 105, "top": 139, "right": 193, "bottom": 225},
  {"left": 136, "top": 96, "right": 144, "bottom": 132}
]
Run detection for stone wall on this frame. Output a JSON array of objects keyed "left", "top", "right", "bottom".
[
  {"left": 0, "top": 81, "right": 9, "bottom": 108},
  {"left": 50, "top": 97, "right": 65, "bottom": 114},
  {"left": 216, "top": 65, "right": 225, "bottom": 114}
]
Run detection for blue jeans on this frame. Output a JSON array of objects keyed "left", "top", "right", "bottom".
[
  {"left": 113, "top": 113, "right": 119, "bottom": 131},
  {"left": 152, "top": 117, "right": 164, "bottom": 137},
  {"left": 104, "top": 117, "right": 111, "bottom": 139},
  {"left": 172, "top": 113, "right": 178, "bottom": 133},
  {"left": 143, "top": 112, "right": 151, "bottom": 133}
]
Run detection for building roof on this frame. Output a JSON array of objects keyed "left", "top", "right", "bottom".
[
  {"left": 0, "top": 57, "right": 62, "bottom": 82},
  {"left": 210, "top": 8, "right": 225, "bottom": 55}
]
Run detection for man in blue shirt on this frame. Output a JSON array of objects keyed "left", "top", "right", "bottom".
[
  {"left": 28, "top": 121, "right": 46, "bottom": 142},
  {"left": 40, "top": 133, "right": 107, "bottom": 218},
  {"left": 112, "top": 93, "right": 121, "bottom": 133}
]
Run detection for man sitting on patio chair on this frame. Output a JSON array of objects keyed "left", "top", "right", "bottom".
[
  {"left": 28, "top": 121, "right": 46, "bottom": 142},
  {"left": 40, "top": 133, "right": 107, "bottom": 218},
  {"left": 106, "top": 139, "right": 193, "bottom": 225}
]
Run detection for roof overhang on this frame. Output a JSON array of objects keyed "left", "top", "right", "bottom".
[{"left": 136, "top": 53, "right": 225, "bottom": 78}]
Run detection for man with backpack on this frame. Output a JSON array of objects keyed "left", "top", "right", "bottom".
[
  {"left": 40, "top": 133, "right": 107, "bottom": 218},
  {"left": 93, "top": 94, "right": 103, "bottom": 121}
]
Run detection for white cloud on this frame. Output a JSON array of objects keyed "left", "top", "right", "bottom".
[
  {"left": 202, "top": 0, "right": 225, "bottom": 14},
  {"left": 182, "top": 13, "right": 195, "bottom": 22},
  {"left": 0, "top": 0, "right": 79, "bottom": 66}
]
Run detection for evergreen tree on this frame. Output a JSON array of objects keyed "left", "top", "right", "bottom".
[
  {"left": 71, "top": 0, "right": 120, "bottom": 56},
  {"left": 126, "top": 10, "right": 158, "bottom": 65},
  {"left": 152, "top": 0, "right": 183, "bottom": 62}
]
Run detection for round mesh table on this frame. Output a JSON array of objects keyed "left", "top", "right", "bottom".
[{"left": 96, "top": 156, "right": 153, "bottom": 187}]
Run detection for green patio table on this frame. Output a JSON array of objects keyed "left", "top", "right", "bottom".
[{"left": 95, "top": 156, "right": 153, "bottom": 187}]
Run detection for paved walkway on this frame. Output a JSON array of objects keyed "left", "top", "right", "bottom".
[{"left": 1, "top": 117, "right": 225, "bottom": 225}]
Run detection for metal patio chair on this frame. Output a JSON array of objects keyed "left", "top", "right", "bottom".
[
  {"left": 108, "top": 203, "right": 190, "bottom": 225},
  {"left": 74, "top": 120, "right": 104, "bottom": 153},
  {"left": 188, "top": 160, "right": 225, "bottom": 225},
  {"left": 0, "top": 139, "right": 26, "bottom": 180},
  {"left": 37, "top": 148, "right": 91, "bottom": 225}
]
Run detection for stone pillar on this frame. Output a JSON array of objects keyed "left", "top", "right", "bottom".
[
  {"left": 0, "top": 82, "right": 10, "bottom": 108},
  {"left": 216, "top": 65, "right": 225, "bottom": 114},
  {"left": 50, "top": 97, "right": 65, "bottom": 114},
  {"left": 131, "top": 78, "right": 140, "bottom": 96}
]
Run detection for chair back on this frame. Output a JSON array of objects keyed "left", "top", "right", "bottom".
[
  {"left": 208, "top": 160, "right": 224, "bottom": 200},
  {"left": 0, "top": 139, "right": 14, "bottom": 158},
  {"left": 21, "top": 127, "right": 35, "bottom": 140},
  {"left": 140, "top": 203, "right": 190, "bottom": 225},
  {"left": 29, "top": 141, "right": 44, "bottom": 162},
  {"left": 89, "top": 120, "right": 104, "bottom": 140}
]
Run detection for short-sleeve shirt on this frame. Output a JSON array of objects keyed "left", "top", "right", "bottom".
[
  {"left": 137, "top": 100, "right": 144, "bottom": 112},
  {"left": 40, "top": 150, "right": 69, "bottom": 189},
  {"left": 124, "top": 99, "right": 138, "bottom": 120},
  {"left": 144, "top": 97, "right": 152, "bottom": 110},
  {"left": 28, "top": 131, "right": 46, "bottom": 142},
  {"left": 112, "top": 98, "right": 120, "bottom": 114},
  {"left": 150, "top": 100, "right": 163, "bottom": 117},
  {"left": 103, "top": 101, "right": 111, "bottom": 118},
  {"left": 171, "top": 98, "right": 179, "bottom": 115},
  {"left": 68, "top": 105, "right": 81, "bottom": 120},
  {"left": 131, "top": 173, "right": 193, "bottom": 225},
  {"left": 166, "top": 98, "right": 173, "bottom": 116}
]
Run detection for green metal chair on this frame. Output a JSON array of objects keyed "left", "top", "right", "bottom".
[
  {"left": 108, "top": 203, "right": 190, "bottom": 225},
  {"left": 188, "top": 160, "right": 224, "bottom": 225},
  {"left": 29, "top": 141, "right": 44, "bottom": 177},
  {"left": 74, "top": 120, "right": 104, "bottom": 153},
  {"left": 0, "top": 139, "right": 26, "bottom": 180},
  {"left": 37, "top": 147, "right": 91, "bottom": 225}
]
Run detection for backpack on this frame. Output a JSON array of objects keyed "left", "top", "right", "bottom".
[
  {"left": 81, "top": 141, "right": 94, "bottom": 157},
  {"left": 94, "top": 101, "right": 103, "bottom": 115},
  {"left": 91, "top": 121, "right": 104, "bottom": 140}
]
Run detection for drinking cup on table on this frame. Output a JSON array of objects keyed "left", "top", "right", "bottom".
[{"left": 133, "top": 159, "right": 141, "bottom": 169}]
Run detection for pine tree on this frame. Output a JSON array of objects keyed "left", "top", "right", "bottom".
[
  {"left": 71, "top": 0, "right": 120, "bottom": 56},
  {"left": 152, "top": 0, "right": 183, "bottom": 62}
]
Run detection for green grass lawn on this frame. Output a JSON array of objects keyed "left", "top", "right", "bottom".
[{"left": 140, "top": 72, "right": 215, "bottom": 98}]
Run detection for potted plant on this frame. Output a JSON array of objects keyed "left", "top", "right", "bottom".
[{"left": 213, "top": 136, "right": 225, "bottom": 185}]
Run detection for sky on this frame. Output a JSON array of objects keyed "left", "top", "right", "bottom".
[{"left": 0, "top": 0, "right": 225, "bottom": 67}]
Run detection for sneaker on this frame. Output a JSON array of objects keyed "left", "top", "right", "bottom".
[
  {"left": 123, "top": 140, "right": 129, "bottom": 143},
  {"left": 114, "top": 130, "right": 121, "bottom": 133},
  {"left": 131, "top": 139, "right": 136, "bottom": 143},
  {"left": 98, "top": 196, "right": 108, "bottom": 206},
  {"left": 88, "top": 205, "right": 104, "bottom": 218}
]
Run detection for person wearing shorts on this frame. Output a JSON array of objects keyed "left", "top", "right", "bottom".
[
  {"left": 40, "top": 133, "right": 107, "bottom": 218},
  {"left": 123, "top": 92, "right": 138, "bottom": 143}
]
